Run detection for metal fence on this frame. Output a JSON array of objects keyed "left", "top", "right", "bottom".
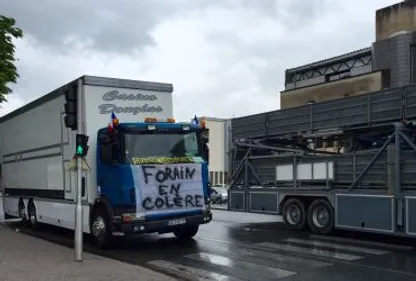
[
  {"left": 232, "top": 84, "right": 416, "bottom": 140},
  {"left": 232, "top": 147, "right": 416, "bottom": 190}
]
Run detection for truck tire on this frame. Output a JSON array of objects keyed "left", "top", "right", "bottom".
[
  {"left": 91, "top": 207, "right": 112, "bottom": 249},
  {"left": 307, "top": 199, "right": 334, "bottom": 234},
  {"left": 282, "top": 198, "right": 307, "bottom": 230},
  {"left": 173, "top": 225, "right": 199, "bottom": 240},
  {"left": 28, "top": 200, "right": 40, "bottom": 230}
]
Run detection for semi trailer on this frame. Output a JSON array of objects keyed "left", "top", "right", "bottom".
[
  {"left": 228, "top": 84, "right": 416, "bottom": 238},
  {"left": 0, "top": 75, "right": 212, "bottom": 248}
]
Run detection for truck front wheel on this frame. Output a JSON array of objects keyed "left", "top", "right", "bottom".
[
  {"left": 173, "top": 225, "right": 199, "bottom": 240},
  {"left": 91, "top": 207, "right": 112, "bottom": 249}
]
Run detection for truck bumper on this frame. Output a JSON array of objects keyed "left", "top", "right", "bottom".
[{"left": 113, "top": 211, "right": 212, "bottom": 236}]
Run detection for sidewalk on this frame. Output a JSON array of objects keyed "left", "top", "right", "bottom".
[
  {"left": 0, "top": 225, "right": 177, "bottom": 281},
  {"left": 210, "top": 204, "right": 228, "bottom": 210}
]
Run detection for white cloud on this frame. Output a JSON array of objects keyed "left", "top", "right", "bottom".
[{"left": 1, "top": 0, "right": 399, "bottom": 121}]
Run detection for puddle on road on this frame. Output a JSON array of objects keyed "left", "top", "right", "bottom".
[
  {"left": 243, "top": 227, "right": 263, "bottom": 232},
  {"left": 185, "top": 252, "right": 297, "bottom": 280}
]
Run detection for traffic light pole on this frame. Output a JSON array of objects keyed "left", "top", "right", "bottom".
[
  {"left": 75, "top": 155, "right": 83, "bottom": 260},
  {"left": 75, "top": 79, "right": 83, "bottom": 261}
]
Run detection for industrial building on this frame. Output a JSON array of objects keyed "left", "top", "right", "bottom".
[
  {"left": 227, "top": 0, "right": 416, "bottom": 238},
  {"left": 282, "top": 0, "right": 416, "bottom": 109},
  {"left": 278, "top": 0, "right": 416, "bottom": 152}
]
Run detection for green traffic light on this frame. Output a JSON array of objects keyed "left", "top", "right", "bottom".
[
  {"left": 75, "top": 133, "right": 89, "bottom": 157},
  {"left": 76, "top": 145, "right": 83, "bottom": 155}
]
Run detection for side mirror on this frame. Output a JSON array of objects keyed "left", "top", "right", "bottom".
[
  {"left": 203, "top": 143, "right": 209, "bottom": 164},
  {"left": 207, "top": 182, "right": 212, "bottom": 195},
  {"left": 100, "top": 142, "right": 120, "bottom": 165},
  {"left": 109, "top": 143, "right": 120, "bottom": 165},
  {"left": 99, "top": 134, "right": 111, "bottom": 144}
]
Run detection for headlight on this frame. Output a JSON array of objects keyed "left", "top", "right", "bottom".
[{"left": 147, "top": 124, "right": 157, "bottom": 131}]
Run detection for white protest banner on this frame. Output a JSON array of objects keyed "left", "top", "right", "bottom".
[{"left": 131, "top": 163, "right": 205, "bottom": 216}]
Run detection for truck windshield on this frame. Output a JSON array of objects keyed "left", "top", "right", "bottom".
[{"left": 124, "top": 132, "right": 205, "bottom": 164}]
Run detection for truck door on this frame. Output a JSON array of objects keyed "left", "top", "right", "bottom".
[{"left": 97, "top": 131, "right": 124, "bottom": 204}]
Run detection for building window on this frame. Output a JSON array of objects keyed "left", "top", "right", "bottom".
[
  {"left": 325, "top": 70, "right": 351, "bottom": 82},
  {"left": 224, "top": 172, "right": 229, "bottom": 184},
  {"left": 0, "top": 164, "right": 3, "bottom": 193},
  {"left": 411, "top": 44, "right": 416, "bottom": 84}
]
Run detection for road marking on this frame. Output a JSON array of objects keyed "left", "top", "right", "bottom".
[
  {"left": 218, "top": 243, "right": 332, "bottom": 268},
  {"left": 147, "top": 260, "right": 243, "bottom": 281},
  {"left": 284, "top": 238, "right": 390, "bottom": 255},
  {"left": 185, "top": 252, "right": 297, "bottom": 280},
  {"left": 255, "top": 242, "right": 363, "bottom": 261},
  {"left": 197, "top": 237, "right": 234, "bottom": 244},
  {"left": 309, "top": 234, "right": 414, "bottom": 251},
  {"left": 197, "top": 238, "right": 332, "bottom": 269}
]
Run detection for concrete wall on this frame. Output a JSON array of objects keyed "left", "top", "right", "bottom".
[
  {"left": 199, "top": 117, "right": 231, "bottom": 186},
  {"left": 373, "top": 30, "right": 416, "bottom": 87},
  {"left": 280, "top": 71, "right": 386, "bottom": 109},
  {"left": 373, "top": 1, "right": 416, "bottom": 87},
  {"left": 376, "top": 0, "right": 416, "bottom": 41}
]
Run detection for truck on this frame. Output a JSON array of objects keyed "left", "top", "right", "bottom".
[
  {"left": 228, "top": 84, "right": 416, "bottom": 238},
  {"left": 0, "top": 75, "right": 212, "bottom": 248}
]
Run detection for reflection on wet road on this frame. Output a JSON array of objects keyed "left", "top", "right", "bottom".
[{"left": 13, "top": 210, "right": 416, "bottom": 281}]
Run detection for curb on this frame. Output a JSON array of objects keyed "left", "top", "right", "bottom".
[{"left": 211, "top": 206, "right": 229, "bottom": 211}]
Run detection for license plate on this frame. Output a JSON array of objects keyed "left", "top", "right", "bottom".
[{"left": 168, "top": 218, "right": 186, "bottom": 226}]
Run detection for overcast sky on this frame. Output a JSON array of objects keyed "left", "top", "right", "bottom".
[{"left": 0, "top": 0, "right": 398, "bottom": 121}]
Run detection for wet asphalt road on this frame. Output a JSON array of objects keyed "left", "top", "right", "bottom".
[{"left": 10, "top": 209, "right": 416, "bottom": 281}]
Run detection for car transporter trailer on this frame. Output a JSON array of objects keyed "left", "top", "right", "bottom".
[{"left": 227, "top": 83, "right": 416, "bottom": 237}]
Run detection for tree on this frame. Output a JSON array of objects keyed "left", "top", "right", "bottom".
[{"left": 0, "top": 15, "right": 23, "bottom": 103}]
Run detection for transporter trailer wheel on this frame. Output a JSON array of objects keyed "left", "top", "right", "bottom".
[
  {"left": 91, "top": 207, "right": 112, "bottom": 249},
  {"left": 282, "top": 198, "right": 307, "bottom": 230},
  {"left": 307, "top": 199, "right": 334, "bottom": 234}
]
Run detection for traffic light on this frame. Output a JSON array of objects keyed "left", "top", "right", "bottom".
[
  {"left": 64, "top": 83, "right": 78, "bottom": 131},
  {"left": 75, "top": 134, "right": 89, "bottom": 157}
]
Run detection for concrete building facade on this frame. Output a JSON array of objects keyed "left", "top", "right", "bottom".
[
  {"left": 372, "top": 0, "right": 416, "bottom": 87},
  {"left": 199, "top": 116, "right": 231, "bottom": 186},
  {"left": 281, "top": 0, "right": 416, "bottom": 110},
  {"left": 281, "top": 48, "right": 386, "bottom": 109}
]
